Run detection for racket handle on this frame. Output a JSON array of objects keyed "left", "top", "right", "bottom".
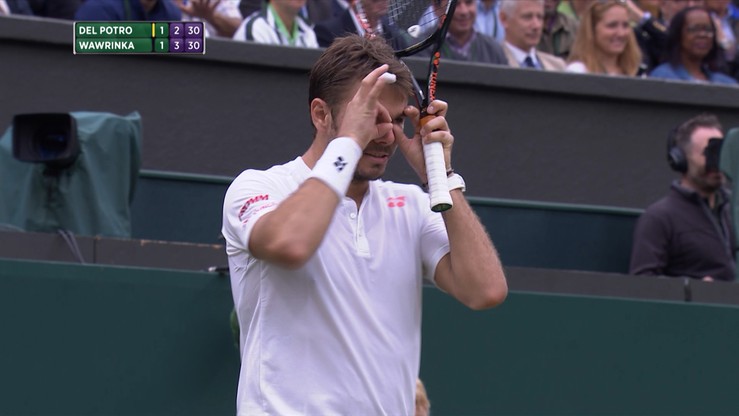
[{"left": 423, "top": 141, "right": 453, "bottom": 212}]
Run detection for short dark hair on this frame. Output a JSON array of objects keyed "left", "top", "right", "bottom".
[
  {"left": 309, "top": 35, "right": 413, "bottom": 118},
  {"left": 675, "top": 113, "right": 722, "bottom": 152}
]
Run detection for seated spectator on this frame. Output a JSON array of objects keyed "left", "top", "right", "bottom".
[
  {"left": 557, "top": 0, "right": 595, "bottom": 22},
  {"left": 538, "top": 0, "right": 579, "bottom": 59},
  {"left": 500, "top": 0, "right": 566, "bottom": 70},
  {"left": 303, "top": 0, "right": 346, "bottom": 25},
  {"left": 0, "top": 0, "right": 33, "bottom": 15},
  {"left": 633, "top": 0, "right": 705, "bottom": 72},
  {"left": 314, "top": 0, "right": 405, "bottom": 49},
  {"left": 476, "top": 0, "right": 506, "bottom": 42},
  {"left": 420, "top": 0, "right": 507, "bottom": 65},
  {"left": 705, "top": 0, "right": 739, "bottom": 77},
  {"left": 174, "top": 0, "right": 243, "bottom": 38},
  {"left": 630, "top": 113, "right": 735, "bottom": 282},
  {"left": 649, "top": 6, "right": 738, "bottom": 84},
  {"left": 566, "top": 0, "right": 643, "bottom": 75},
  {"left": 75, "top": 0, "right": 181, "bottom": 21},
  {"left": 239, "top": 0, "right": 346, "bottom": 25},
  {"left": 27, "top": 0, "right": 82, "bottom": 19},
  {"left": 233, "top": 0, "right": 318, "bottom": 47}
]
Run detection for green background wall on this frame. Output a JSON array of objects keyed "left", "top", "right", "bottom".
[{"left": 2, "top": 258, "right": 738, "bottom": 415}]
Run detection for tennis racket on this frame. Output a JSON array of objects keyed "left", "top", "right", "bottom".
[{"left": 353, "top": 0, "right": 458, "bottom": 212}]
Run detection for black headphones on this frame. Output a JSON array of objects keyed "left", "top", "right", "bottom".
[{"left": 667, "top": 126, "right": 688, "bottom": 173}]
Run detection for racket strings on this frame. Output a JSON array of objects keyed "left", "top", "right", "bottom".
[
  {"left": 353, "top": 0, "right": 448, "bottom": 43},
  {"left": 386, "top": 1, "right": 443, "bottom": 37}
]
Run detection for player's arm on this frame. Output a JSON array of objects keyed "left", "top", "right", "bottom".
[
  {"left": 249, "top": 65, "right": 394, "bottom": 269},
  {"left": 434, "top": 193, "right": 507, "bottom": 310},
  {"left": 396, "top": 101, "right": 507, "bottom": 310}
]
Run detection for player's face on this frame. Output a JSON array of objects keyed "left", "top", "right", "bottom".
[
  {"left": 330, "top": 85, "right": 407, "bottom": 182},
  {"left": 685, "top": 127, "right": 724, "bottom": 193}
]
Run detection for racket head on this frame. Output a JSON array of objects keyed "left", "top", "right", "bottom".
[
  {"left": 389, "top": 0, "right": 458, "bottom": 58},
  {"left": 353, "top": 0, "right": 458, "bottom": 57}
]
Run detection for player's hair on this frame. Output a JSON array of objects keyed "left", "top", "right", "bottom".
[{"left": 309, "top": 35, "right": 413, "bottom": 119}]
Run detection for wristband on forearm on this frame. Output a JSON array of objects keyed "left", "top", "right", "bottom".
[
  {"left": 421, "top": 169, "right": 466, "bottom": 193},
  {"left": 309, "top": 137, "right": 362, "bottom": 198}
]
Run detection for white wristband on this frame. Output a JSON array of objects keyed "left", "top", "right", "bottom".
[
  {"left": 309, "top": 137, "right": 362, "bottom": 198},
  {"left": 447, "top": 173, "right": 465, "bottom": 193}
]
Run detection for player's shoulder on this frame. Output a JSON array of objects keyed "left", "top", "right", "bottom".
[{"left": 229, "top": 158, "right": 304, "bottom": 191}]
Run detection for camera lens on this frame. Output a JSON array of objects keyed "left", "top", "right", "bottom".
[{"left": 35, "top": 132, "right": 68, "bottom": 160}]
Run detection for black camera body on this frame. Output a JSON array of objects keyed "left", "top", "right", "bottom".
[
  {"left": 704, "top": 137, "right": 723, "bottom": 173},
  {"left": 12, "top": 113, "right": 80, "bottom": 172}
]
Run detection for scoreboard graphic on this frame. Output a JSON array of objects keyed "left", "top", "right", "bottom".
[{"left": 74, "top": 22, "right": 205, "bottom": 54}]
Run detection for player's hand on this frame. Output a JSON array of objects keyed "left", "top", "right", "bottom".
[
  {"left": 174, "top": 0, "right": 220, "bottom": 20},
  {"left": 396, "top": 100, "right": 454, "bottom": 182},
  {"left": 337, "top": 65, "right": 394, "bottom": 149}
]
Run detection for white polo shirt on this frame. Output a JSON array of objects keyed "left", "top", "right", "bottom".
[
  {"left": 232, "top": 6, "right": 319, "bottom": 48},
  {"left": 222, "top": 157, "right": 450, "bottom": 416}
]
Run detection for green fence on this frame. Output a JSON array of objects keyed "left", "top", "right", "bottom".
[
  {"left": 132, "top": 170, "right": 641, "bottom": 273},
  {"left": 0, "top": 258, "right": 239, "bottom": 415},
  {"left": 2, "top": 258, "right": 738, "bottom": 415}
]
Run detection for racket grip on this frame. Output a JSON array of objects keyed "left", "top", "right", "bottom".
[{"left": 423, "top": 141, "right": 453, "bottom": 212}]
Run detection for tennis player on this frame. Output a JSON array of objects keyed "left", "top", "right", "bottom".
[{"left": 222, "top": 34, "right": 507, "bottom": 415}]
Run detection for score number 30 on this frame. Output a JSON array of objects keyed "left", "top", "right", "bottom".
[{"left": 170, "top": 39, "right": 202, "bottom": 52}]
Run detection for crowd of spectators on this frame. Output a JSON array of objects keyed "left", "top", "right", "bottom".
[
  {"left": 220, "top": 0, "right": 737, "bottom": 85},
  {"left": 2, "top": 0, "right": 738, "bottom": 84}
]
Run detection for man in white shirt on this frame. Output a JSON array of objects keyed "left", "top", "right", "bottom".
[
  {"left": 222, "top": 34, "right": 507, "bottom": 415},
  {"left": 174, "top": 0, "right": 243, "bottom": 38},
  {"left": 232, "top": 0, "right": 318, "bottom": 47},
  {"left": 500, "top": 0, "right": 566, "bottom": 70}
]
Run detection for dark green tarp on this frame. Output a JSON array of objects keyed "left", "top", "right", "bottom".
[
  {"left": 0, "top": 111, "right": 142, "bottom": 237},
  {"left": 720, "top": 127, "right": 739, "bottom": 280}
]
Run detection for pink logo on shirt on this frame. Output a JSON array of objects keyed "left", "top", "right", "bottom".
[
  {"left": 387, "top": 196, "right": 405, "bottom": 207},
  {"left": 238, "top": 194, "right": 269, "bottom": 221}
]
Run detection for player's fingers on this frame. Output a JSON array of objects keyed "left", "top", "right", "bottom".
[
  {"left": 361, "top": 65, "right": 392, "bottom": 103},
  {"left": 377, "top": 103, "right": 392, "bottom": 124},
  {"left": 358, "top": 65, "right": 389, "bottom": 98},
  {"left": 425, "top": 100, "right": 448, "bottom": 117},
  {"left": 403, "top": 105, "right": 421, "bottom": 136},
  {"left": 404, "top": 105, "right": 420, "bottom": 122},
  {"left": 420, "top": 115, "right": 449, "bottom": 137},
  {"left": 422, "top": 130, "right": 454, "bottom": 147}
]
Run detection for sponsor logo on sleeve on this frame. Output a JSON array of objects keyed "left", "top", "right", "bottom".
[{"left": 237, "top": 194, "right": 269, "bottom": 222}]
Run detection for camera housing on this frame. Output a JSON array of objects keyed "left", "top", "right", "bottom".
[
  {"left": 704, "top": 137, "right": 723, "bottom": 173},
  {"left": 12, "top": 113, "right": 80, "bottom": 172}
]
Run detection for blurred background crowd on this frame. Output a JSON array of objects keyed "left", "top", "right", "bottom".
[{"left": 2, "top": 0, "right": 738, "bottom": 85}]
